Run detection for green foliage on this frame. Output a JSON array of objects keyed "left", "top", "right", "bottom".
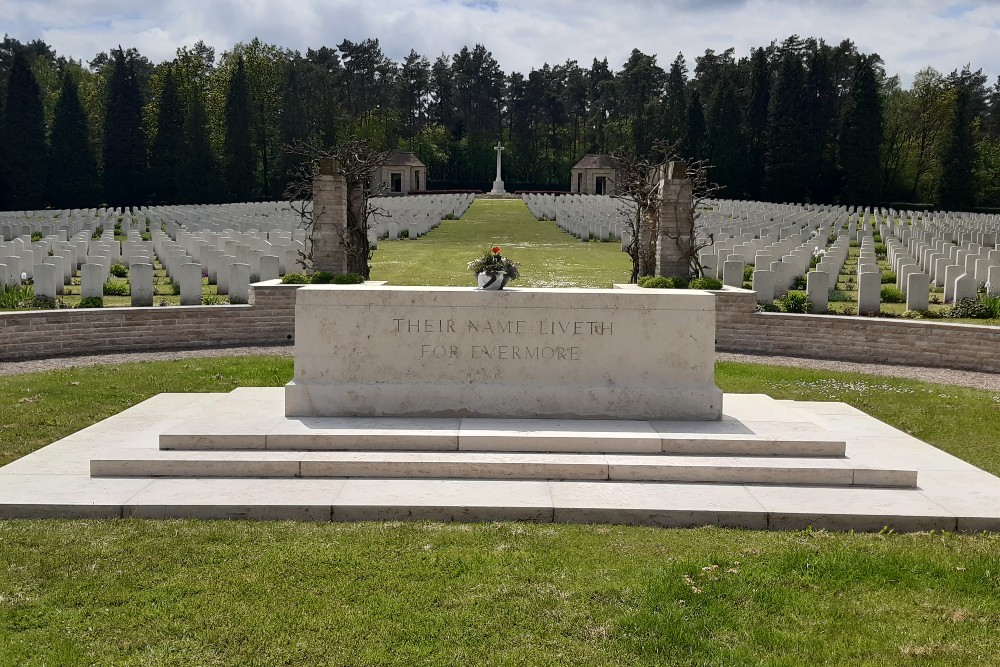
[
  {"left": 109, "top": 263, "right": 128, "bottom": 278},
  {"left": 639, "top": 276, "right": 688, "bottom": 288},
  {"left": 150, "top": 66, "right": 185, "bottom": 203},
  {"left": 279, "top": 273, "right": 309, "bottom": 284},
  {"left": 398, "top": 228, "right": 410, "bottom": 239},
  {"left": 48, "top": 70, "right": 100, "bottom": 208},
  {"left": 308, "top": 272, "right": 365, "bottom": 284},
  {"left": 874, "top": 243, "right": 887, "bottom": 258},
  {"left": 880, "top": 285, "right": 905, "bottom": 303},
  {"left": 30, "top": 231, "right": 43, "bottom": 241},
  {"left": 223, "top": 56, "right": 256, "bottom": 201},
  {"left": 689, "top": 277, "right": 723, "bottom": 290},
  {"left": 880, "top": 270, "right": 896, "bottom": 283},
  {"left": 981, "top": 295, "right": 1000, "bottom": 318},
  {"left": 103, "top": 48, "right": 148, "bottom": 206},
  {"left": 200, "top": 295, "right": 228, "bottom": 305},
  {"left": 947, "top": 297, "right": 991, "bottom": 319},
  {"left": 91, "top": 225, "right": 104, "bottom": 239},
  {"left": 775, "top": 292, "right": 812, "bottom": 313},
  {"left": 827, "top": 290, "right": 852, "bottom": 302},
  {"left": 1, "top": 51, "right": 47, "bottom": 210},
  {"left": 901, "top": 309, "right": 942, "bottom": 319},
  {"left": 467, "top": 246, "right": 520, "bottom": 281},
  {"left": 791, "top": 275, "right": 807, "bottom": 290},
  {"left": 938, "top": 85, "right": 976, "bottom": 209},
  {"left": 102, "top": 279, "right": 130, "bottom": 296},
  {"left": 0, "top": 283, "right": 34, "bottom": 309},
  {"left": 743, "top": 264, "right": 754, "bottom": 282},
  {"left": 77, "top": 296, "right": 104, "bottom": 308}
]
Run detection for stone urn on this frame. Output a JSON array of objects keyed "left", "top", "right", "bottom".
[{"left": 476, "top": 271, "right": 509, "bottom": 290}]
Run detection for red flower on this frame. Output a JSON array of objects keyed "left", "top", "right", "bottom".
[{"left": 491, "top": 246, "right": 501, "bottom": 254}]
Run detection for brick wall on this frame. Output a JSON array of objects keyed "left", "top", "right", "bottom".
[{"left": 2, "top": 283, "right": 999, "bottom": 373}]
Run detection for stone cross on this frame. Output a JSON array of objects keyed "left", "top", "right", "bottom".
[{"left": 490, "top": 141, "right": 506, "bottom": 194}]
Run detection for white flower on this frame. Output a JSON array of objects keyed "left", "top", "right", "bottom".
[{"left": 20, "top": 272, "right": 27, "bottom": 281}]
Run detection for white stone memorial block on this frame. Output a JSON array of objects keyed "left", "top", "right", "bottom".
[
  {"left": 943, "top": 264, "right": 964, "bottom": 303},
  {"left": 33, "top": 263, "right": 57, "bottom": 300},
  {"left": 806, "top": 271, "right": 829, "bottom": 313},
  {"left": 905, "top": 272, "right": 930, "bottom": 311},
  {"left": 259, "top": 254, "right": 280, "bottom": 282},
  {"left": 130, "top": 263, "right": 154, "bottom": 307},
  {"left": 217, "top": 255, "right": 236, "bottom": 295},
  {"left": 178, "top": 263, "right": 203, "bottom": 306},
  {"left": 986, "top": 266, "right": 1000, "bottom": 297},
  {"left": 286, "top": 286, "right": 722, "bottom": 421},
  {"left": 81, "top": 263, "right": 104, "bottom": 299},
  {"left": 751, "top": 269, "right": 775, "bottom": 303},
  {"left": 953, "top": 274, "right": 977, "bottom": 302},
  {"left": 722, "top": 260, "right": 744, "bottom": 288},
  {"left": 43, "top": 256, "right": 65, "bottom": 294},
  {"left": 857, "top": 271, "right": 881, "bottom": 315},
  {"left": 229, "top": 263, "right": 251, "bottom": 304}
]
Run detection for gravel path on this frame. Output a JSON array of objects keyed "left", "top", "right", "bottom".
[{"left": 2, "top": 345, "right": 998, "bottom": 391}]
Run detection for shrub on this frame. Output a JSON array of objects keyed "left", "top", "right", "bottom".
[
  {"left": 828, "top": 290, "right": 851, "bottom": 302},
  {"left": 326, "top": 273, "right": 365, "bottom": 285},
  {"left": 92, "top": 225, "right": 104, "bottom": 239},
  {"left": 109, "top": 263, "right": 128, "bottom": 278},
  {"left": 743, "top": 265, "right": 754, "bottom": 282},
  {"left": 875, "top": 243, "right": 887, "bottom": 259},
  {"left": 880, "top": 286, "right": 905, "bottom": 303},
  {"left": 31, "top": 231, "right": 43, "bottom": 242},
  {"left": 0, "top": 284, "right": 34, "bottom": 309},
  {"left": 775, "top": 292, "right": 812, "bottom": 313},
  {"left": 881, "top": 270, "right": 896, "bottom": 284},
  {"left": 141, "top": 234, "right": 151, "bottom": 242},
  {"left": 399, "top": 229, "right": 410, "bottom": 239},
  {"left": 689, "top": 277, "right": 723, "bottom": 290},
  {"left": 639, "top": 276, "right": 688, "bottom": 289},
  {"left": 791, "top": 275, "right": 807, "bottom": 290},
  {"left": 103, "top": 280, "right": 130, "bottom": 296},
  {"left": 849, "top": 239, "right": 860, "bottom": 248},
  {"left": 201, "top": 295, "right": 228, "bottom": 305},
  {"left": 280, "top": 273, "right": 309, "bottom": 284},
  {"left": 77, "top": 297, "right": 104, "bottom": 308},
  {"left": 755, "top": 302, "right": 781, "bottom": 312},
  {"left": 901, "top": 309, "right": 941, "bottom": 319},
  {"left": 170, "top": 281, "right": 181, "bottom": 296},
  {"left": 948, "top": 297, "right": 991, "bottom": 319},
  {"left": 28, "top": 295, "right": 58, "bottom": 309},
  {"left": 981, "top": 295, "right": 1000, "bottom": 319}
]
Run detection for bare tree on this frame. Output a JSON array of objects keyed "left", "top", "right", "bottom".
[
  {"left": 611, "top": 139, "right": 722, "bottom": 282},
  {"left": 283, "top": 139, "right": 390, "bottom": 278}
]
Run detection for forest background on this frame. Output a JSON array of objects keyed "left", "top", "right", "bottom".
[{"left": 1, "top": 34, "right": 996, "bottom": 212}]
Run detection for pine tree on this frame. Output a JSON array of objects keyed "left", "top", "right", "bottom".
[
  {"left": 938, "top": 85, "right": 976, "bottom": 210},
  {"left": 49, "top": 70, "right": 99, "bottom": 209},
  {"left": 765, "top": 52, "right": 810, "bottom": 202},
  {"left": 685, "top": 90, "right": 705, "bottom": 158},
  {"left": 103, "top": 48, "right": 148, "bottom": 207},
  {"left": 179, "top": 88, "right": 219, "bottom": 204},
  {"left": 746, "top": 48, "right": 770, "bottom": 199},
  {"left": 707, "top": 74, "right": 746, "bottom": 198},
  {"left": 662, "top": 53, "right": 688, "bottom": 149},
  {"left": 805, "top": 48, "right": 838, "bottom": 203},
  {"left": 279, "top": 59, "right": 308, "bottom": 195},
  {"left": 839, "top": 55, "right": 883, "bottom": 205},
  {"left": 149, "top": 66, "right": 185, "bottom": 204},
  {"left": 224, "top": 56, "right": 255, "bottom": 201},
  {"left": 2, "top": 51, "right": 47, "bottom": 210}
]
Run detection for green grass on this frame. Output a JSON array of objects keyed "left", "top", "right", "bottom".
[
  {"left": 2, "top": 358, "right": 1000, "bottom": 665},
  {"left": 370, "top": 199, "right": 631, "bottom": 288}
]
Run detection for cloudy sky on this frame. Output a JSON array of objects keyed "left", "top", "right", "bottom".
[{"left": 4, "top": 0, "right": 1000, "bottom": 86}]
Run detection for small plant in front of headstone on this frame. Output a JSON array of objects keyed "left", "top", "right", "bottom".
[
  {"left": 201, "top": 295, "right": 228, "bottom": 305},
  {"left": 92, "top": 225, "right": 104, "bottom": 239},
  {"left": 280, "top": 273, "right": 309, "bottom": 284},
  {"left": 0, "top": 283, "right": 33, "bottom": 309},
  {"left": 901, "top": 309, "right": 942, "bottom": 319},
  {"left": 743, "top": 265, "right": 754, "bottom": 282},
  {"left": 755, "top": 301, "right": 781, "bottom": 312},
  {"left": 980, "top": 295, "right": 1000, "bottom": 318},
  {"left": 77, "top": 297, "right": 103, "bottom": 308},
  {"left": 880, "top": 286, "right": 905, "bottom": 303},
  {"left": 103, "top": 280, "right": 130, "bottom": 296},
  {"left": 881, "top": 270, "right": 896, "bottom": 284},
  {"left": 791, "top": 275, "right": 808, "bottom": 290},
  {"left": 109, "top": 263, "right": 128, "bottom": 278},
  {"left": 170, "top": 282, "right": 181, "bottom": 296},
  {"left": 775, "top": 292, "right": 812, "bottom": 313},
  {"left": 828, "top": 290, "right": 851, "bottom": 302},
  {"left": 31, "top": 232, "right": 43, "bottom": 242},
  {"left": 947, "top": 297, "right": 991, "bottom": 319},
  {"left": 310, "top": 272, "right": 365, "bottom": 284}
]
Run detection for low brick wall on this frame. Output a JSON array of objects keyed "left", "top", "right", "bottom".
[
  {"left": 2, "top": 282, "right": 999, "bottom": 373},
  {"left": 714, "top": 287, "right": 1000, "bottom": 374},
  {"left": 0, "top": 282, "right": 299, "bottom": 361}
]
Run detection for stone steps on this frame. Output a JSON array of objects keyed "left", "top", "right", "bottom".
[
  {"left": 90, "top": 449, "right": 916, "bottom": 487},
  {"left": 159, "top": 418, "right": 847, "bottom": 457}
]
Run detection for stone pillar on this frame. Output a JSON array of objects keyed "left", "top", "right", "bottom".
[
  {"left": 655, "top": 161, "right": 693, "bottom": 278},
  {"left": 310, "top": 158, "right": 349, "bottom": 275}
]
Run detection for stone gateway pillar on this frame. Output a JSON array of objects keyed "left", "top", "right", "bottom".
[
  {"left": 310, "top": 158, "right": 349, "bottom": 275},
  {"left": 656, "top": 161, "right": 694, "bottom": 279}
]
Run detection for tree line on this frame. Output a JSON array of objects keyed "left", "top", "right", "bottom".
[{"left": 1, "top": 33, "right": 998, "bottom": 212}]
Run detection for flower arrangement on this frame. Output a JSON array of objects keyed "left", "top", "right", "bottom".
[{"left": 467, "top": 245, "right": 520, "bottom": 281}]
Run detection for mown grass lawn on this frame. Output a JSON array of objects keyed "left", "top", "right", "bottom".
[
  {"left": 2, "top": 358, "right": 1000, "bottom": 665},
  {"left": 370, "top": 199, "right": 631, "bottom": 288}
]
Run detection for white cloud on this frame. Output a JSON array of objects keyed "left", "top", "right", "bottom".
[{"left": 4, "top": 0, "right": 1000, "bottom": 85}]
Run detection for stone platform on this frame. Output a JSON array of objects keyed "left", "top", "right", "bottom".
[{"left": 3, "top": 388, "right": 998, "bottom": 531}]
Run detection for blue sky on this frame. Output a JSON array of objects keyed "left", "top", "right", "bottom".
[{"left": 4, "top": 0, "right": 1000, "bottom": 86}]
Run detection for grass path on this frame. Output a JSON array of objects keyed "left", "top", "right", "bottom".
[{"left": 370, "top": 199, "right": 631, "bottom": 288}]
